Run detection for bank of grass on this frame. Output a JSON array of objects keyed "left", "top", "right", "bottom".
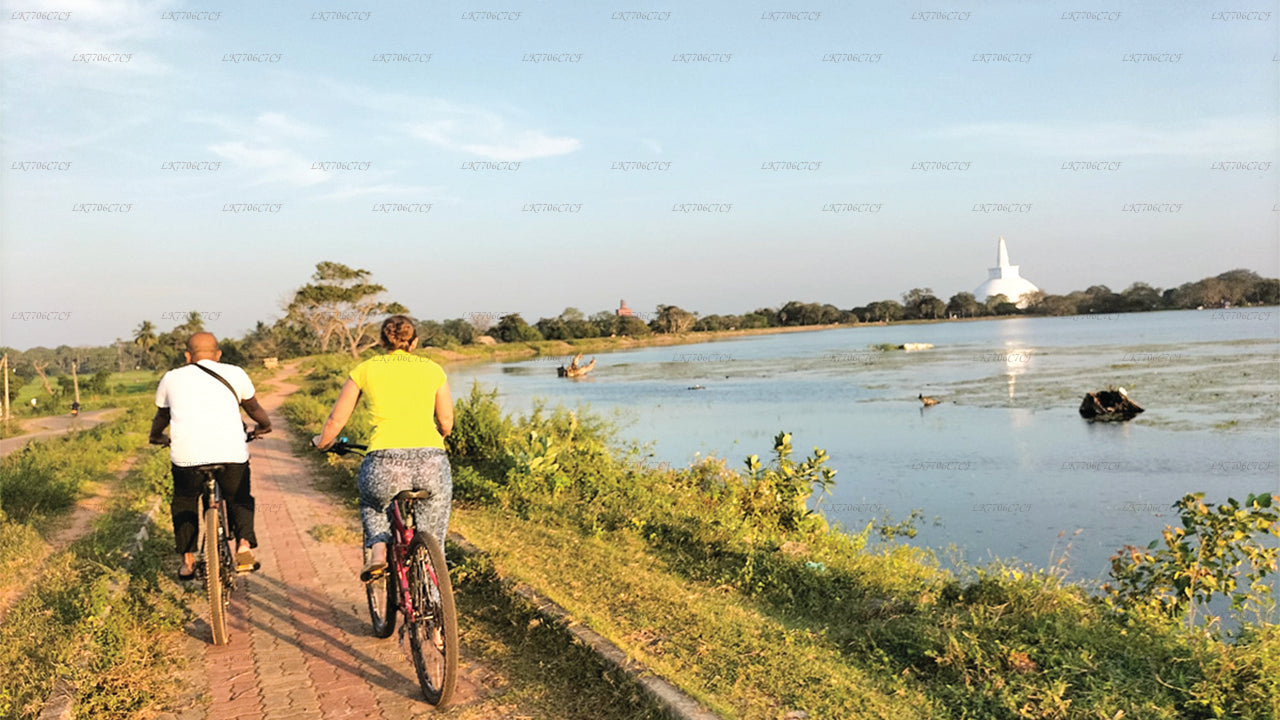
[
  {"left": 0, "top": 404, "right": 191, "bottom": 719},
  {"left": 286, "top": 356, "right": 1279, "bottom": 719},
  {"left": 0, "top": 396, "right": 155, "bottom": 598},
  {"left": 416, "top": 324, "right": 845, "bottom": 367}
]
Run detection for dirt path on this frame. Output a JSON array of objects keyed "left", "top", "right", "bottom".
[
  {"left": 0, "top": 408, "right": 122, "bottom": 457},
  {"left": 0, "top": 451, "right": 138, "bottom": 624},
  {"left": 177, "top": 362, "right": 492, "bottom": 720}
]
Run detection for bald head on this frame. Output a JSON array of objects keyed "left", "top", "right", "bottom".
[{"left": 185, "top": 332, "right": 222, "bottom": 363}]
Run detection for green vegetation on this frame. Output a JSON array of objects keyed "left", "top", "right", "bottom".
[
  {"left": 286, "top": 358, "right": 1279, "bottom": 719},
  {"left": 1106, "top": 493, "right": 1280, "bottom": 628},
  {"left": 0, "top": 404, "right": 190, "bottom": 719},
  {"left": 0, "top": 397, "right": 151, "bottom": 524}
]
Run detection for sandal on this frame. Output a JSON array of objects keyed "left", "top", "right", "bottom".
[
  {"left": 360, "top": 561, "right": 388, "bottom": 583},
  {"left": 235, "top": 549, "right": 261, "bottom": 573},
  {"left": 178, "top": 566, "right": 196, "bottom": 582}
]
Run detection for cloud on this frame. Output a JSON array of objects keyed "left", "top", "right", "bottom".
[
  {"left": 933, "top": 117, "right": 1277, "bottom": 157},
  {"left": 409, "top": 116, "right": 581, "bottom": 161},
  {"left": 1, "top": 0, "right": 175, "bottom": 80},
  {"left": 314, "top": 183, "right": 444, "bottom": 202},
  {"left": 207, "top": 141, "right": 327, "bottom": 187},
  {"left": 202, "top": 113, "right": 332, "bottom": 187}
]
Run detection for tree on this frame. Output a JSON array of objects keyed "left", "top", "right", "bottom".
[
  {"left": 417, "top": 320, "right": 451, "bottom": 348},
  {"left": 752, "top": 307, "right": 780, "bottom": 327},
  {"left": 864, "top": 300, "right": 904, "bottom": 322},
  {"left": 133, "top": 321, "right": 158, "bottom": 369},
  {"left": 917, "top": 296, "right": 946, "bottom": 320},
  {"left": 653, "top": 305, "right": 696, "bottom": 334},
  {"left": 589, "top": 311, "right": 619, "bottom": 336},
  {"left": 984, "top": 294, "right": 1017, "bottom": 316},
  {"left": 30, "top": 361, "right": 55, "bottom": 396},
  {"left": 158, "top": 311, "right": 207, "bottom": 367},
  {"left": 1025, "top": 293, "right": 1076, "bottom": 316},
  {"left": 5, "top": 372, "right": 24, "bottom": 407},
  {"left": 286, "top": 262, "right": 409, "bottom": 358},
  {"left": 694, "top": 314, "right": 735, "bottom": 332},
  {"left": 946, "top": 292, "right": 981, "bottom": 318},
  {"left": 901, "top": 288, "right": 945, "bottom": 320},
  {"left": 535, "top": 317, "right": 572, "bottom": 340},
  {"left": 491, "top": 314, "right": 543, "bottom": 343},
  {"left": 442, "top": 318, "right": 476, "bottom": 345},
  {"left": 85, "top": 369, "right": 111, "bottom": 394},
  {"left": 1121, "top": 282, "right": 1163, "bottom": 312},
  {"left": 558, "top": 307, "right": 586, "bottom": 324},
  {"left": 566, "top": 319, "right": 599, "bottom": 338},
  {"left": 617, "top": 316, "right": 652, "bottom": 336}
]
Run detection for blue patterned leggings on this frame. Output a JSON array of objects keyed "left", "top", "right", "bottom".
[{"left": 357, "top": 447, "right": 452, "bottom": 552}]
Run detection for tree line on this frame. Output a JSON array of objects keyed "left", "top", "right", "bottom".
[{"left": 4, "top": 264, "right": 1276, "bottom": 398}]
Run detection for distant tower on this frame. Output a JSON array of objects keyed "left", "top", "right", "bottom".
[
  {"left": 616, "top": 300, "right": 634, "bottom": 317},
  {"left": 974, "top": 236, "right": 1040, "bottom": 308}
]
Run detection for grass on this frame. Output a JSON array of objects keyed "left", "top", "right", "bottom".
[
  {"left": 279, "top": 390, "right": 682, "bottom": 719},
  {"left": 0, "top": 408, "right": 189, "bottom": 720},
  {"left": 5, "top": 368, "right": 161, "bottom": 432}
]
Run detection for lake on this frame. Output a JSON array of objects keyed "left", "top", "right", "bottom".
[{"left": 446, "top": 308, "right": 1280, "bottom": 584}]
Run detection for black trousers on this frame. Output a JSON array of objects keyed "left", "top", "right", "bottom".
[{"left": 171, "top": 462, "right": 256, "bottom": 554}]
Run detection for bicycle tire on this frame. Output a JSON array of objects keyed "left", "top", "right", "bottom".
[
  {"left": 405, "top": 533, "right": 458, "bottom": 706},
  {"left": 205, "top": 505, "right": 229, "bottom": 645},
  {"left": 365, "top": 546, "right": 396, "bottom": 638}
]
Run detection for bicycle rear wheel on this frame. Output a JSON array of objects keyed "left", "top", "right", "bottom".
[
  {"left": 405, "top": 533, "right": 458, "bottom": 706},
  {"left": 205, "top": 505, "right": 229, "bottom": 645},
  {"left": 365, "top": 546, "right": 396, "bottom": 638}
]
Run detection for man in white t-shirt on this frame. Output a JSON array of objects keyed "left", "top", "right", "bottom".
[{"left": 149, "top": 332, "right": 272, "bottom": 580}]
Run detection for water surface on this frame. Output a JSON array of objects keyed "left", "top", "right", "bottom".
[{"left": 447, "top": 309, "right": 1280, "bottom": 582}]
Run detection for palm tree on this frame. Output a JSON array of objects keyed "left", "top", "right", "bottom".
[{"left": 133, "top": 321, "right": 157, "bottom": 369}]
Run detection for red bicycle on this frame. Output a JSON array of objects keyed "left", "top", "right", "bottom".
[{"left": 325, "top": 439, "right": 458, "bottom": 706}]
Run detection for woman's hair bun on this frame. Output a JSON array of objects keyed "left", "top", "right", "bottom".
[{"left": 380, "top": 315, "right": 417, "bottom": 351}]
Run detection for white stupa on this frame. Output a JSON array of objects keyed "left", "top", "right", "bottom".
[{"left": 974, "top": 237, "right": 1040, "bottom": 308}]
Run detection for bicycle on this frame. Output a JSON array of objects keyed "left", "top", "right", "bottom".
[
  {"left": 194, "top": 460, "right": 237, "bottom": 645},
  {"left": 153, "top": 430, "right": 264, "bottom": 646},
  {"left": 325, "top": 439, "right": 459, "bottom": 706}
]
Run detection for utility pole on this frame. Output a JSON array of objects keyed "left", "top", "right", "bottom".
[
  {"left": 72, "top": 360, "right": 81, "bottom": 405},
  {"left": 2, "top": 354, "right": 10, "bottom": 422}
]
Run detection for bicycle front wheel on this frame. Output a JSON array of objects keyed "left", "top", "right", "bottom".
[
  {"left": 365, "top": 546, "right": 396, "bottom": 638},
  {"left": 205, "top": 505, "right": 229, "bottom": 645},
  {"left": 405, "top": 533, "right": 458, "bottom": 706}
]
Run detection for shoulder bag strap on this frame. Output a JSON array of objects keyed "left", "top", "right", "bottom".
[{"left": 192, "top": 362, "right": 241, "bottom": 404}]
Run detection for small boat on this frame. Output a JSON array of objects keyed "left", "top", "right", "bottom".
[
  {"left": 688, "top": 384, "right": 706, "bottom": 390},
  {"left": 1079, "top": 387, "right": 1144, "bottom": 422},
  {"left": 919, "top": 394, "right": 939, "bottom": 407}
]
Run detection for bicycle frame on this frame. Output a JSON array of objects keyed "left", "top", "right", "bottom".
[
  {"left": 198, "top": 474, "right": 234, "bottom": 582},
  {"left": 387, "top": 497, "right": 436, "bottom": 624}
]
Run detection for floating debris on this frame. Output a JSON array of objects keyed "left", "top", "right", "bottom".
[
  {"left": 557, "top": 353, "right": 596, "bottom": 378},
  {"left": 1079, "top": 386, "right": 1144, "bottom": 422}
]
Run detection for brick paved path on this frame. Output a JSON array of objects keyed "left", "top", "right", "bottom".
[{"left": 186, "top": 366, "right": 484, "bottom": 720}]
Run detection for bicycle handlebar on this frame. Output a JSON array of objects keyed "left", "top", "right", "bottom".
[
  {"left": 149, "top": 426, "right": 270, "bottom": 446},
  {"left": 324, "top": 438, "right": 368, "bottom": 456}
]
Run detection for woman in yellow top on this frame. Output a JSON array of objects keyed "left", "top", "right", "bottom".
[{"left": 312, "top": 315, "right": 454, "bottom": 580}]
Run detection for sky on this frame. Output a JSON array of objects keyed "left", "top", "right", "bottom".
[{"left": 1, "top": 0, "right": 1277, "bottom": 349}]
